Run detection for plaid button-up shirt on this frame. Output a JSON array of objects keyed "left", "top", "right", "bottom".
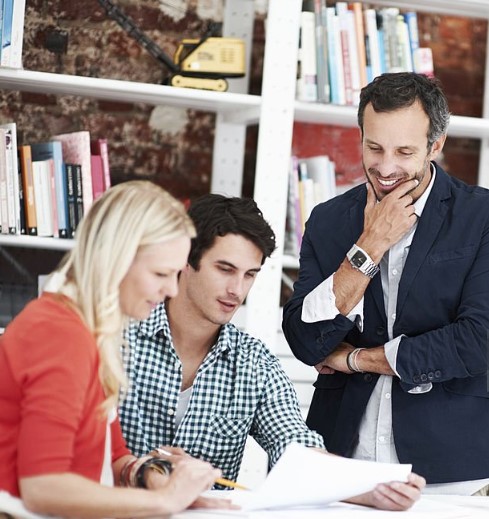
[{"left": 119, "top": 304, "right": 324, "bottom": 482}]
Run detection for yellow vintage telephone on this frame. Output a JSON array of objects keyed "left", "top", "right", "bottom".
[{"left": 98, "top": 0, "right": 245, "bottom": 92}]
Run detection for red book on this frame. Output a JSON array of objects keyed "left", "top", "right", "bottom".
[
  {"left": 90, "top": 155, "right": 105, "bottom": 201},
  {"left": 90, "top": 138, "right": 111, "bottom": 192}
]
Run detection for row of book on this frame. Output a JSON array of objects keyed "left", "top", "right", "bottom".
[
  {"left": 297, "top": 1, "right": 434, "bottom": 106},
  {"left": 285, "top": 154, "right": 337, "bottom": 257},
  {"left": 0, "top": 124, "right": 111, "bottom": 239},
  {"left": 0, "top": 0, "right": 26, "bottom": 69}
]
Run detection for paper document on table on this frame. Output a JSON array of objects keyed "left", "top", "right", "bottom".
[{"left": 236, "top": 442, "right": 412, "bottom": 510}]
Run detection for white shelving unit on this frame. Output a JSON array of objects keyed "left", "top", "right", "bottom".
[
  {"left": 0, "top": 0, "right": 488, "bottom": 353},
  {"left": 248, "top": 0, "right": 489, "bottom": 353}
]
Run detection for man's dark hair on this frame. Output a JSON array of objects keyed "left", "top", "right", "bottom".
[
  {"left": 357, "top": 72, "right": 450, "bottom": 148},
  {"left": 187, "top": 194, "right": 276, "bottom": 269}
]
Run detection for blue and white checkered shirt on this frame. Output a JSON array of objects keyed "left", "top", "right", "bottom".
[{"left": 119, "top": 303, "right": 324, "bottom": 482}]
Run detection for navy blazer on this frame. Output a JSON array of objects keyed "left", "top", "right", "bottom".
[{"left": 282, "top": 163, "right": 489, "bottom": 483}]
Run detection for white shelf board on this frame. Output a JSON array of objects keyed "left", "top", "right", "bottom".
[
  {"left": 358, "top": 0, "right": 489, "bottom": 19},
  {"left": 294, "top": 101, "right": 489, "bottom": 139},
  {"left": 283, "top": 254, "right": 299, "bottom": 269},
  {"left": 0, "top": 69, "right": 261, "bottom": 125},
  {"left": 0, "top": 234, "right": 74, "bottom": 251}
]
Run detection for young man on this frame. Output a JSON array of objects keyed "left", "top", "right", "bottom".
[
  {"left": 120, "top": 194, "right": 424, "bottom": 510},
  {"left": 282, "top": 72, "right": 489, "bottom": 496}
]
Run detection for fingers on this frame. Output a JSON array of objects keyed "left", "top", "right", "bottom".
[
  {"left": 189, "top": 496, "right": 240, "bottom": 510},
  {"left": 372, "top": 479, "right": 423, "bottom": 511},
  {"left": 408, "top": 472, "right": 427, "bottom": 491},
  {"left": 365, "top": 181, "right": 377, "bottom": 207},
  {"left": 390, "top": 178, "right": 419, "bottom": 201}
]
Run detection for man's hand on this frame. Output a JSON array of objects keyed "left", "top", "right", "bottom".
[
  {"left": 360, "top": 179, "right": 418, "bottom": 263},
  {"left": 315, "top": 342, "right": 355, "bottom": 374},
  {"left": 349, "top": 472, "right": 426, "bottom": 511}
]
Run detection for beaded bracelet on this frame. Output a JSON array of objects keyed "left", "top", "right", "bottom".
[
  {"left": 346, "top": 348, "right": 365, "bottom": 373},
  {"left": 135, "top": 458, "right": 173, "bottom": 489}
]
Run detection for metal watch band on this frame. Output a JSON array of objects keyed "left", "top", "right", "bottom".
[{"left": 347, "top": 244, "right": 380, "bottom": 278}]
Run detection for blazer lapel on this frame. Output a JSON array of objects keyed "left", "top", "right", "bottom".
[{"left": 396, "top": 166, "right": 451, "bottom": 318}]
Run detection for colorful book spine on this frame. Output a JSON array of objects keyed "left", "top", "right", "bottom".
[
  {"left": 31, "top": 159, "right": 53, "bottom": 237},
  {"left": 0, "top": 0, "right": 13, "bottom": 67},
  {"left": 64, "top": 163, "right": 76, "bottom": 238},
  {"left": 73, "top": 163, "right": 84, "bottom": 231},
  {"left": 31, "top": 141, "right": 69, "bottom": 238},
  {"left": 90, "top": 138, "right": 111, "bottom": 191},
  {"left": 0, "top": 128, "right": 8, "bottom": 234},
  {"left": 52, "top": 130, "right": 93, "bottom": 213},
  {"left": 9, "top": 0, "right": 26, "bottom": 69},
  {"left": 1, "top": 122, "right": 20, "bottom": 234},
  {"left": 18, "top": 145, "right": 37, "bottom": 235}
]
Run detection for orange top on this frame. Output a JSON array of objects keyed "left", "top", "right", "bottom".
[{"left": 0, "top": 292, "right": 130, "bottom": 496}]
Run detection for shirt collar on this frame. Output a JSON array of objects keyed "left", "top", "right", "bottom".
[
  {"left": 138, "top": 302, "right": 232, "bottom": 356},
  {"left": 413, "top": 162, "right": 436, "bottom": 218}
]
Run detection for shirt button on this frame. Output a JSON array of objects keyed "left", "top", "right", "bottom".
[
  {"left": 168, "top": 409, "right": 175, "bottom": 416},
  {"left": 392, "top": 269, "right": 398, "bottom": 275},
  {"left": 391, "top": 313, "right": 396, "bottom": 320},
  {"left": 379, "top": 436, "right": 386, "bottom": 443},
  {"left": 385, "top": 392, "right": 391, "bottom": 399}
]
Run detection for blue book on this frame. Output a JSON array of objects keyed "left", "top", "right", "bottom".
[
  {"left": 31, "top": 141, "right": 70, "bottom": 238},
  {"left": 1, "top": 0, "right": 13, "bottom": 67}
]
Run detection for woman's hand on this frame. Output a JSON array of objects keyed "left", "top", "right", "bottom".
[{"left": 151, "top": 457, "right": 222, "bottom": 512}]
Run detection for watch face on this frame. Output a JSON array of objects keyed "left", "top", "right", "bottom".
[{"left": 350, "top": 250, "right": 367, "bottom": 268}]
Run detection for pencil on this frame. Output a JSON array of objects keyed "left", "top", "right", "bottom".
[{"left": 154, "top": 448, "right": 249, "bottom": 490}]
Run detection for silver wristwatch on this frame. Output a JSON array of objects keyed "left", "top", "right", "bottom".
[{"left": 346, "top": 244, "right": 380, "bottom": 278}]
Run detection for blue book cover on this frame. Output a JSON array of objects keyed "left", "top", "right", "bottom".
[
  {"left": 31, "top": 141, "right": 69, "bottom": 238},
  {"left": 1, "top": 0, "right": 13, "bottom": 66}
]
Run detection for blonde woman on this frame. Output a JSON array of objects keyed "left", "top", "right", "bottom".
[{"left": 0, "top": 181, "right": 227, "bottom": 517}]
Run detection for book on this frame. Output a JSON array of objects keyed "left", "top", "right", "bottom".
[
  {"left": 72, "top": 163, "right": 84, "bottom": 231},
  {"left": 314, "top": 0, "right": 330, "bottom": 103},
  {"left": 9, "top": 0, "right": 26, "bottom": 69},
  {"left": 52, "top": 130, "right": 93, "bottom": 213},
  {"left": 90, "top": 138, "right": 111, "bottom": 191},
  {"left": 0, "top": 122, "right": 20, "bottom": 234},
  {"left": 336, "top": 2, "right": 353, "bottom": 105},
  {"left": 414, "top": 47, "right": 434, "bottom": 77},
  {"left": 326, "top": 7, "right": 345, "bottom": 105},
  {"left": 0, "top": 0, "right": 13, "bottom": 67},
  {"left": 31, "top": 141, "right": 69, "bottom": 238},
  {"left": 31, "top": 159, "right": 54, "bottom": 237},
  {"left": 90, "top": 154, "right": 105, "bottom": 201},
  {"left": 297, "top": 6, "right": 318, "bottom": 102},
  {"left": 404, "top": 11, "right": 420, "bottom": 67},
  {"left": 285, "top": 156, "right": 302, "bottom": 256},
  {"left": 396, "top": 14, "right": 413, "bottom": 72},
  {"left": 352, "top": 2, "right": 367, "bottom": 89},
  {"left": 17, "top": 168, "right": 26, "bottom": 234},
  {"left": 0, "top": 128, "right": 8, "bottom": 234},
  {"left": 64, "top": 163, "right": 76, "bottom": 238},
  {"left": 302, "top": 155, "right": 336, "bottom": 205},
  {"left": 18, "top": 145, "right": 37, "bottom": 235}
]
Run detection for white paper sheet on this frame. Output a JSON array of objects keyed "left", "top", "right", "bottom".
[
  {"left": 233, "top": 442, "right": 412, "bottom": 510},
  {"left": 0, "top": 491, "right": 53, "bottom": 519}
]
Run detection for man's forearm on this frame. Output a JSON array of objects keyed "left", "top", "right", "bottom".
[
  {"left": 355, "top": 346, "right": 395, "bottom": 376},
  {"left": 333, "top": 259, "right": 372, "bottom": 315}
]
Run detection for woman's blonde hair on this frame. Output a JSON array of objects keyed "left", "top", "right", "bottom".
[{"left": 54, "top": 180, "right": 195, "bottom": 410}]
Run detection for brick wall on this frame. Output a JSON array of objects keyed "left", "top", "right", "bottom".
[{"left": 0, "top": 0, "right": 265, "bottom": 200}]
